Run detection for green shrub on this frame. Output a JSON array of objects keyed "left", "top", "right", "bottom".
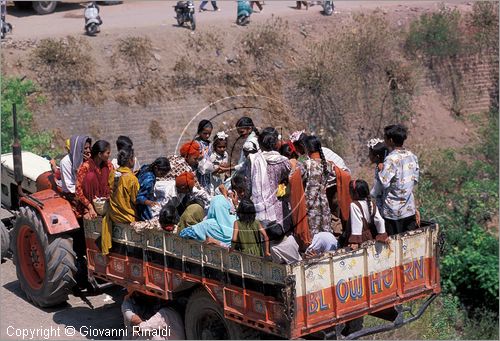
[
  {"left": 441, "top": 226, "right": 499, "bottom": 312},
  {"left": 416, "top": 109, "right": 499, "bottom": 316},
  {"left": 405, "top": 5, "right": 463, "bottom": 60},
  {"left": 466, "top": 1, "right": 499, "bottom": 53},
  {"left": 1, "top": 77, "right": 53, "bottom": 155}
]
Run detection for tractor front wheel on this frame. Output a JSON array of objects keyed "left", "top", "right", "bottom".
[{"left": 10, "top": 207, "right": 77, "bottom": 307}]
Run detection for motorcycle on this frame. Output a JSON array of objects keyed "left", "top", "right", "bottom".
[
  {"left": 1, "top": 0, "right": 12, "bottom": 40},
  {"left": 322, "top": 0, "right": 334, "bottom": 16},
  {"left": 174, "top": 0, "right": 196, "bottom": 31},
  {"left": 84, "top": 2, "right": 102, "bottom": 36},
  {"left": 236, "top": 0, "right": 252, "bottom": 26}
]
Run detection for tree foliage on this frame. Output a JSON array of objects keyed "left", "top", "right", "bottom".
[
  {"left": 1, "top": 77, "right": 53, "bottom": 155},
  {"left": 405, "top": 5, "right": 463, "bottom": 60}
]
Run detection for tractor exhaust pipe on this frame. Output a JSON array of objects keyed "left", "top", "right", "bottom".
[{"left": 12, "top": 103, "right": 25, "bottom": 198}]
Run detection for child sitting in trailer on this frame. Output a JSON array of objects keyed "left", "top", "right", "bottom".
[
  {"left": 231, "top": 199, "right": 270, "bottom": 258},
  {"left": 158, "top": 204, "right": 179, "bottom": 232},
  {"left": 198, "top": 131, "right": 231, "bottom": 195}
]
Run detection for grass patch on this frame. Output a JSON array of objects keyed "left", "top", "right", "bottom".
[
  {"left": 29, "top": 36, "right": 102, "bottom": 105},
  {"left": 111, "top": 36, "right": 168, "bottom": 105}
]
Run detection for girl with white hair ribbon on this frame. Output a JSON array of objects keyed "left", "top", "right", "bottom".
[{"left": 198, "top": 131, "right": 231, "bottom": 195}]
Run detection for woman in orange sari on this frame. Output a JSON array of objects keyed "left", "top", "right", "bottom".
[{"left": 280, "top": 141, "right": 311, "bottom": 251}]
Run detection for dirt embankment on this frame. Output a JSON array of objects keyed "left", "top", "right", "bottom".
[{"left": 1, "top": 1, "right": 490, "bottom": 171}]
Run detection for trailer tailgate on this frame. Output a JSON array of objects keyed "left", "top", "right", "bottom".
[{"left": 289, "top": 225, "right": 441, "bottom": 338}]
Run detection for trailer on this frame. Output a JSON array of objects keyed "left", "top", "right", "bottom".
[{"left": 82, "top": 218, "right": 441, "bottom": 339}]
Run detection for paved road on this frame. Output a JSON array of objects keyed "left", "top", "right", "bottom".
[
  {"left": 4, "top": 1, "right": 450, "bottom": 40},
  {"left": 0, "top": 257, "right": 125, "bottom": 340}
]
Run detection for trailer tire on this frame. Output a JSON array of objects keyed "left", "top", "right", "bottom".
[
  {"left": 10, "top": 207, "right": 77, "bottom": 307},
  {"left": 185, "top": 288, "right": 262, "bottom": 340},
  {"left": 1, "top": 221, "right": 10, "bottom": 259}
]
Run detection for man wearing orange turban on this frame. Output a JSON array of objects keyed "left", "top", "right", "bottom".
[
  {"left": 175, "top": 172, "right": 196, "bottom": 193},
  {"left": 179, "top": 141, "right": 202, "bottom": 168}
]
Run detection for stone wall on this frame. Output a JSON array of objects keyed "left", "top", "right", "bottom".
[
  {"left": 418, "top": 54, "right": 498, "bottom": 114},
  {"left": 35, "top": 96, "right": 276, "bottom": 163}
]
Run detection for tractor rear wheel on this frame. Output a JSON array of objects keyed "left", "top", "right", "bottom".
[
  {"left": 185, "top": 288, "right": 262, "bottom": 339},
  {"left": 10, "top": 207, "right": 77, "bottom": 307}
]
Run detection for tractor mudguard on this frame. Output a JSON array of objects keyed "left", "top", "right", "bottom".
[{"left": 19, "top": 189, "right": 80, "bottom": 235}]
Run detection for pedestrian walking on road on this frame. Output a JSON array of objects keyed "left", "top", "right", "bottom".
[
  {"left": 251, "top": 1, "right": 263, "bottom": 12},
  {"left": 296, "top": 1, "right": 309, "bottom": 10},
  {"left": 199, "top": 0, "right": 219, "bottom": 12}
]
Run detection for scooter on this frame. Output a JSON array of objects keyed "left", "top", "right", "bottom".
[
  {"left": 1, "top": 0, "right": 12, "bottom": 39},
  {"left": 236, "top": 0, "right": 252, "bottom": 26},
  {"left": 174, "top": 0, "right": 196, "bottom": 31},
  {"left": 322, "top": 0, "right": 334, "bottom": 16},
  {"left": 84, "top": 2, "right": 102, "bottom": 36}
]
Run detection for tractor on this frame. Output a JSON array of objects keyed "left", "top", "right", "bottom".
[{"left": 3, "top": 104, "right": 87, "bottom": 307}]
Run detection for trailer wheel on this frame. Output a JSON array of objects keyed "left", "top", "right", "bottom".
[
  {"left": 1, "top": 221, "right": 10, "bottom": 259},
  {"left": 185, "top": 288, "right": 262, "bottom": 340},
  {"left": 10, "top": 207, "right": 77, "bottom": 307}
]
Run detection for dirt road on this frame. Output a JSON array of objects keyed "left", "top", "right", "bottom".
[
  {"left": 5, "top": 1, "right": 458, "bottom": 40},
  {"left": 0, "top": 257, "right": 125, "bottom": 340}
]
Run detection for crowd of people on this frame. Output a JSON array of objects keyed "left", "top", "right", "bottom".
[{"left": 56, "top": 117, "right": 419, "bottom": 264}]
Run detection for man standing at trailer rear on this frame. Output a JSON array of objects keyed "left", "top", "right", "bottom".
[{"left": 378, "top": 124, "right": 419, "bottom": 235}]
